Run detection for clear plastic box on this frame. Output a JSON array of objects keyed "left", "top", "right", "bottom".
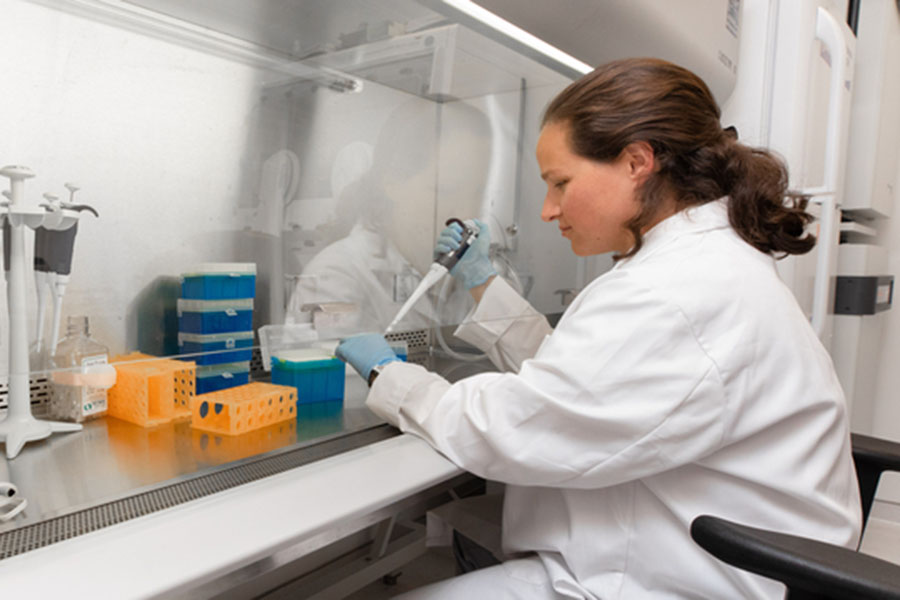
[{"left": 258, "top": 323, "right": 318, "bottom": 371}]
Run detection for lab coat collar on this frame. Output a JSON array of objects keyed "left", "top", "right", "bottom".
[
  {"left": 349, "top": 222, "right": 389, "bottom": 258},
  {"left": 616, "top": 197, "right": 730, "bottom": 268}
]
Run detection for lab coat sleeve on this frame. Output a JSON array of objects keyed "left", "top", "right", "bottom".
[
  {"left": 367, "top": 271, "right": 727, "bottom": 489},
  {"left": 453, "top": 277, "right": 552, "bottom": 373}
]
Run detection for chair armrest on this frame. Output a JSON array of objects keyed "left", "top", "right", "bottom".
[
  {"left": 852, "top": 433, "right": 900, "bottom": 471},
  {"left": 690, "top": 515, "right": 900, "bottom": 600},
  {"left": 852, "top": 433, "right": 900, "bottom": 522}
]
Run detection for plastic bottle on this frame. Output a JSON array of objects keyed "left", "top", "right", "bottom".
[{"left": 49, "top": 316, "right": 111, "bottom": 422}]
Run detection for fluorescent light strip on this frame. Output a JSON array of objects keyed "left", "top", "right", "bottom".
[{"left": 441, "top": 0, "right": 593, "bottom": 74}]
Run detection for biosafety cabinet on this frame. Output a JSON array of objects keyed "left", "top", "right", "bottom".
[{"left": 0, "top": 0, "right": 739, "bottom": 596}]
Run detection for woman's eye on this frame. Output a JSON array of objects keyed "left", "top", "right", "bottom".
[{"left": 554, "top": 180, "right": 569, "bottom": 190}]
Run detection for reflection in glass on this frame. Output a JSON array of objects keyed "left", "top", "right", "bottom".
[
  {"left": 285, "top": 99, "right": 495, "bottom": 337},
  {"left": 0, "top": 0, "right": 581, "bottom": 531}
]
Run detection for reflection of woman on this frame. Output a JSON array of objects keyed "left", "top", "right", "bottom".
[
  {"left": 285, "top": 174, "right": 432, "bottom": 333},
  {"left": 286, "top": 99, "right": 492, "bottom": 334},
  {"left": 337, "top": 59, "right": 860, "bottom": 598}
]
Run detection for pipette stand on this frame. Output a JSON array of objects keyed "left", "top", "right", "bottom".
[{"left": 0, "top": 165, "right": 82, "bottom": 459}]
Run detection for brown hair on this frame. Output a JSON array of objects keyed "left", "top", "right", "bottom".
[{"left": 542, "top": 58, "right": 815, "bottom": 259}]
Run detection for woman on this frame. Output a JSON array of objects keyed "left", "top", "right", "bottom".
[{"left": 336, "top": 58, "right": 861, "bottom": 599}]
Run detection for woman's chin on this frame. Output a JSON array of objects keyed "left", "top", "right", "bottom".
[{"left": 570, "top": 242, "right": 591, "bottom": 257}]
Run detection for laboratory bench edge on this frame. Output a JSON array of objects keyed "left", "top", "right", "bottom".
[{"left": 0, "top": 432, "right": 465, "bottom": 598}]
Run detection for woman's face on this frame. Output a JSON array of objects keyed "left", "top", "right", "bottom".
[{"left": 536, "top": 121, "right": 643, "bottom": 256}]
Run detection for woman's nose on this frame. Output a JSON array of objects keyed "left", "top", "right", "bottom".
[{"left": 541, "top": 194, "right": 559, "bottom": 222}]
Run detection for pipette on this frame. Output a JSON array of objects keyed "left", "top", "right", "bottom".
[
  {"left": 385, "top": 218, "right": 479, "bottom": 334},
  {"left": 33, "top": 198, "right": 53, "bottom": 354},
  {"left": 41, "top": 184, "right": 99, "bottom": 354}
]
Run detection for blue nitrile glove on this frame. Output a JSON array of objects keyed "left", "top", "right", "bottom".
[
  {"left": 433, "top": 218, "right": 497, "bottom": 289},
  {"left": 335, "top": 333, "right": 400, "bottom": 381}
]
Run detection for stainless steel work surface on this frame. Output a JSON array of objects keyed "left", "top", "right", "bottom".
[
  {"left": 0, "top": 373, "right": 379, "bottom": 535},
  {"left": 0, "top": 353, "right": 494, "bottom": 551}
]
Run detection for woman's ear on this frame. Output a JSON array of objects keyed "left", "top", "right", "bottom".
[{"left": 621, "top": 141, "right": 655, "bottom": 183}]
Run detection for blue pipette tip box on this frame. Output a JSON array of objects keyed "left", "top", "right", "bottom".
[
  {"left": 196, "top": 361, "right": 250, "bottom": 394},
  {"left": 178, "top": 331, "right": 254, "bottom": 365},
  {"left": 271, "top": 349, "right": 345, "bottom": 405},
  {"left": 181, "top": 263, "right": 257, "bottom": 300},
  {"left": 177, "top": 298, "right": 254, "bottom": 334}
]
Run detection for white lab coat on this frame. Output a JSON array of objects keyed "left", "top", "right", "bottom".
[
  {"left": 368, "top": 199, "right": 861, "bottom": 599},
  {"left": 286, "top": 224, "right": 434, "bottom": 333}
]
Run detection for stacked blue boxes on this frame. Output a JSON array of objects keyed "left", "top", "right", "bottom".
[{"left": 177, "top": 263, "right": 256, "bottom": 394}]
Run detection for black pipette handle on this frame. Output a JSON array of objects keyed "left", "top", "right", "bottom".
[{"left": 435, "top": 218, "right": 479, "bottom": 271}]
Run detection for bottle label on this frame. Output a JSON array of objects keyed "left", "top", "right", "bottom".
[{"left": 81, "top": 354, "right": 108, "bottom": 416}]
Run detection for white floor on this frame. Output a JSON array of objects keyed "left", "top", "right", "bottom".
[{"left": 861, "top": 499, "right": 900, "bottom": 563}]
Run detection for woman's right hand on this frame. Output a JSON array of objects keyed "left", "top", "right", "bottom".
[
  {"left": 434, "top": 219, "right": 496, "bottom": 290},
  {"left": 335, "top": 333, "right": 399, "bottom": 382}
]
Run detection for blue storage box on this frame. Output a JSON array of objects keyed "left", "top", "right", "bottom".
[
  {"left": 196, "top": 361, "right": 250, "bottom": 395},
  {"left": 181, "top": 263, "right": 256, "bottom": 300},
  {"left": 388, "top": 340, "right": 408, "bottom": 362},
  {"left": 178, "top": 331, "right": 254, "bottom": 365},
  {"left": 296, "top": 400, "right": 344, "bottom": 430},
  {"left": 178, "top": 298, "right": 254, "bottom": 334},
  {"left": 271, "top": 349, "right": 345, "bottom": 405}
]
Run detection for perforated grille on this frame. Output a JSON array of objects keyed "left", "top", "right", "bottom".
[
  {"left": 250, "top": 346, "right": 266, "bottom": 378},
  {"left": 0, "top": 424, "right": 397, "bottom": 560},
  {"left": 386, "top": 329, "right": 430, "bottom": 365},
  {"left": 0, "top": 375, "right": 50, "bottom": 414},
  {"left": 249, "top": 328, "right": 430, "bottom": 374}
]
